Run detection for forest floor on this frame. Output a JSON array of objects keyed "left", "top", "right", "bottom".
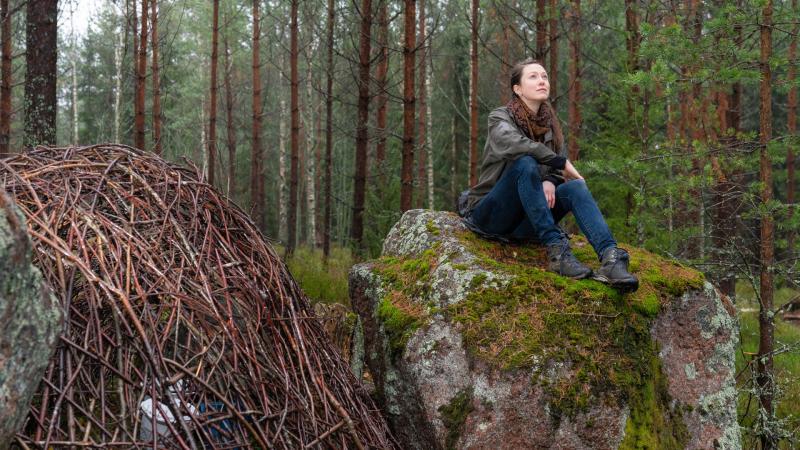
[{"left": 280, "top": 245, "right": 800, "bottom": 446}]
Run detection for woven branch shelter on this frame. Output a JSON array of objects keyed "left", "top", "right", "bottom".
[{"left": 0, "top": 145, "right": 396, "bottom": 449}]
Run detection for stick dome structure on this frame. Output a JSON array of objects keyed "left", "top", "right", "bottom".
[{"left": 0, "top": 145, "right": 395, "bottom": 449}]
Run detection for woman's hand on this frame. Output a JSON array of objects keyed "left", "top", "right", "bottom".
[
  {"left": 542, "top": 181, "right": 556, "bottom": 208},
  {"left": 563, "top": 160, "right": 584, "bottom": 181}
]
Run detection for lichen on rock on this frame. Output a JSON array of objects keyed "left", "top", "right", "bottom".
[
  {"left": 0, "top": 193, "right": 63, "bottom": 445},
  {"left": 350, "top": 209, "right": 740, "bottom": 449}
]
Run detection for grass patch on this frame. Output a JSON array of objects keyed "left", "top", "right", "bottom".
[
  {"left": 735, "top": 283, "right": 800, "bottom": 446},
  {"left": 278, "top": 244, "right": 352, "bottom": 305}
]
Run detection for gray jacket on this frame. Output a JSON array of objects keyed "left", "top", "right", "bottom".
[{"left": 465, "top": 106, "right": 568, "bottom": 214}]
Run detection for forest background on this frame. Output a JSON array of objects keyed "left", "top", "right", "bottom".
[{"left": 1, "top": 0, "right": 798, "bottom": 446}]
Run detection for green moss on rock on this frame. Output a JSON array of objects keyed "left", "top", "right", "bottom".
[
  {"left": 449, "top": 230, "right": 697, "bottom": 431},
  {"left": 370, "top": 244, "right": 443, "bottom": 359},
  {"left": 377, "top": 293, "right": 425, "bottom": 359},
  {"left": 438, "top": 387, "right": 475, "bottom": 450},
  {"left": 618, "top": 354, "right": 690, "bottom": 449}
]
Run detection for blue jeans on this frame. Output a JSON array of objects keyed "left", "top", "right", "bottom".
[{"left": 469, "top": 155, "right": 616, "bottom": 258}]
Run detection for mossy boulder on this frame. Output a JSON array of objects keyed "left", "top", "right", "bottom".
[
  {"left": 349, "top": 209, "right": 740, "bottom": 450},
  {"left": 0, "top": 193, "right": 63, "bottom": 446}
]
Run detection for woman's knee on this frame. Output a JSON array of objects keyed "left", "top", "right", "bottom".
[
  {"left": 559, "top": 179, "right": 592, "bottom": 199},
  {"left": 509, "top": 155, "right": 540, "bottom": 178}
]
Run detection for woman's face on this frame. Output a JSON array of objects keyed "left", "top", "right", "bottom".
[{"left": 513, "top": 63, "right": 550, "bottom": 103}]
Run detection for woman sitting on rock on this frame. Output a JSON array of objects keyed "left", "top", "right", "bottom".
[{"left": 462, "top": 58, "right": 638, "bottom": 292}]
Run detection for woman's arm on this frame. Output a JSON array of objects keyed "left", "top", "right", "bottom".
[{"left": 484, "top": 108, "right": 566, "bottom": 168}]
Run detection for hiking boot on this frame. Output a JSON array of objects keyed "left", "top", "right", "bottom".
[
  {"left": 592, "top": 247, "right": 639, "bottom": 292},
  {"left": 546, "top": 239, "right": 592, "bottom": 279}
]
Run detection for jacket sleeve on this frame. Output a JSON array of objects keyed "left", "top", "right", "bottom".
[
  {"left": 485, "top": 109, "right": 567, "bottom": 168},
  {"left": 541, "top": 139, "right": 568, "bottom": 186}
]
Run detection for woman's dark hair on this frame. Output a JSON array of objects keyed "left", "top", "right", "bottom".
[{"left": 509, "top": 58, "right": 564, "bottom": 152}]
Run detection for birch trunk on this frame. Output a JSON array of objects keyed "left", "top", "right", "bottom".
[
  {"left": 468, "top": 0, "right": 478, "bottom": 186},
  {"left": 114, "top": 7, "right": 123, "bottom": 144}
]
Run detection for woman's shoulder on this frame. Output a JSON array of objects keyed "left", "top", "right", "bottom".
[{"left": 487, "top": 105, "right": 512, "bottom": 122}]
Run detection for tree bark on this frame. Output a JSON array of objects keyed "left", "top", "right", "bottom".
[
  {"left": 71, "top": 5, "right": 78, "bottom": 145},
  {"left": 548, "top": 0, "right": 558, "bottom": 107},
  {"left": 416, "top": 0, "right": 428, "bottom": 208},
  {"left": 468, "top": 0, "right": 478, "bottom": 186},
  {"left": 324, "top": 0, "right": 335, "bottom": 262},
  {"left": 374, "top": 1, "right": 389, "bottom": 170},
  {"left": 352, "top": 0, "right": 373, "bottom": 253},
  {"left": 114, "top": 4, "right": 123, "bottom": 144},
  {"left": 134, "top": 0, "right": 148, "bottom": 150},
  {"left": 151, "top": 0, "right": 162, "bottom": 154},
  {"left": 787, "top": 0, "right": 797, "bottom": 253},
  {"left": 426, "top": 53, "right": 434, "bottom": 209},
  {"left": 401, "top": 0, "right": 416, "bottom": 211},
  {"left": 251, "top": 0, "right": 264, "bottom": 230},
  {"left": 536, "top": 0, "right": 547, "bottom": 63},
  {"left": 567, "top": 0, "right": 580, "bottom": 161},
  {"left": 757, "top": 2, "right": 776, "bottom": 448},
  {"left": 224, "top": 26, "right": 235, "bottom": 197},
  {"left": 24, "top": 0, "right": 57, "bottom": 147},
  {"left": 288, "top": 0, "right": 299, "bottom": 255},
  {"left": 0, "top": 0, "right": 12, "bottom": 155},
  {"left": 208, "top": 0, "right": 219, "bottom": 186}
]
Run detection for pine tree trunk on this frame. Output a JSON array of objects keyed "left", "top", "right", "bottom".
[
  {"left": 374, "top": 2, "right": 389, "bottom": 170},
  {"left": 468, "top": 0, "right": 478, "bottom": 186},
  {"left": 151, "top": 0, "right": 162, "bottom": 154},
  {"left": 279, "top": 97, "right": 287, "bottom": 243},
  {"left": 24, "top": 0, "right": 58, "bottom": 147},
  {"left": 352, "top": 0, "right": 373, "bottom": 253},
  {"left": 567, "top": 0, "right": 580, "bottom": 161},
  {"left": 498, "top": 7, "right": 510, "bottom": 105},
  {"left": 134, "top": 0, "right": 148, "bottom": 150},
  {"left": 71, "top": 5, "right": 78, "bottom": 145},
  {"left": 288, "top": 0, "right": 299, "bottom": 255},
  {"left": 131, "top": 0, "right": 138, "bottom": 145},
  {"left": 224, "top": 29, "right": 235, "bottom": 197},
  {"left": 451, "top": 115, "right": 458, "bottom": 204},
  {"left": 251, "top": 0, "right": 264, "bottom": 230},
  {"left": 426, "top": 53, "right": 434, "bottom": 210},
  {"left": 315, "top": 88, "right": 323, "bottom": 248},
  {"left": 416, "top": 0, "right": 427, "bottom": 208},
  {"left": 757, "top": 2, "right": 776, "bottom": 448},
  {"left": 787, "top": 0, "right": 797, "bottom": 253},
  {"left": 323, "top": 0, "right": 335, "bottom": 262},
  {"left": 0, "top": 0, "right": 12, "bottom": 155},
  {"left": 548, "top": 0, "right": 558, "bottom": 106},
  {"left": 208, "top": 0, "right": 219, "bottom": 186},
  {"left": 536, "top": 0, "right": 547, "bottom": 63},
  {"left": 401, "top": 0, "right": 416, "bottom": 211}
]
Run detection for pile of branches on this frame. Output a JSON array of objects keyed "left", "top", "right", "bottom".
[{"left": 1, "top": 145, "right": 395, "bottom": 449}]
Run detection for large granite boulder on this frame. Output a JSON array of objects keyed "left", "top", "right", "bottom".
[
  {"left": 0, "top": 193, "right": 63, "bottom": 447},
  {"left": 350, "top": 209, "right": 740, "bottom": 449}
]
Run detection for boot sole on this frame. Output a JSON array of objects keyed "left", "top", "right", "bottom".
[{"left": 591, "top": 274, "right": 639, "bottom": 293}]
